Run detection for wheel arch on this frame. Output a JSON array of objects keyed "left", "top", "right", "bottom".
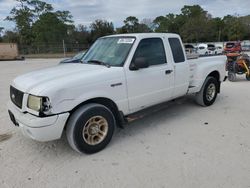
[
  {"left": 67, "top": 97, "right": 125, "bottom": 128},
  {"left": 207, "top": 70, "right": 220, "bottom": 81},
  {"left": 206, "top": 71, "right": 221, "bottom": 93}
]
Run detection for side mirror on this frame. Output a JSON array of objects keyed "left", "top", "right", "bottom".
[{"left": 130, "top": 57, "right": 149, "bottom": 70}]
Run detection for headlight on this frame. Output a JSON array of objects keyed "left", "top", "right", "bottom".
[{"left": 27, "top": 95, "right": 51, "bottom": 116}]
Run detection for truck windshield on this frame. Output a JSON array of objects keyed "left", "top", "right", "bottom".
[{"left": 82, "top": 37, "right": 135, "bottom": 67}]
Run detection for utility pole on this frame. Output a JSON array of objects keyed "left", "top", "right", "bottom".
[
  {"left": 63, "top": 39, "right": 66, "bottom": 58},
  {"left": 218, "top": 29, "right": 221, "bottom": 42}
]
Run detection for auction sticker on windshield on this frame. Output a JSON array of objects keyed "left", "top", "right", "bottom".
[{"left": 118, "top": 38, "right": 135, "bottom": 44}]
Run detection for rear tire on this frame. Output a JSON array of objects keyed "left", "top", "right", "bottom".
[
  {"left": 246, "top": 74, "right": 250, "bottom": 81},
  {"left": 228, "top": 72, "right": 236, "bottom": 82},
  {"left": 66, "top": 103, "right": 116, "bottom": 154},
  {"left": 195, "top": 77, "right": 219, "bottom": 107}
]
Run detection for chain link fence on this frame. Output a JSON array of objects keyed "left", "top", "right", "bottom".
[{"left": 18, "top": 42, "right": 90, "bottom": 58}]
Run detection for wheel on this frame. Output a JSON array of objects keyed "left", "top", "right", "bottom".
[
  {"left": 246, "top": 74, "right": 250, "bottom": 81},
  {"left": 195, "top": 76, "right": 219, "bottom": 106},
  {"left": 228, "top": 72, "right": 236, "bottom": 82},
  {"left": 66, "top": 103, "right": 116, "bottom": 154}
]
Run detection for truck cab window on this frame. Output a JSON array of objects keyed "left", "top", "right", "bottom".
[
  {"left": 132, "top": 38, "right": 167, "bottom": 66},
  {"left": 169, "top": 38, "right": 185, "bottom": 63}
]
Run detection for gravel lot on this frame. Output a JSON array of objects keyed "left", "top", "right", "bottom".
[{"left": 0, "top": 58, "right": 250, "bottom": 188}]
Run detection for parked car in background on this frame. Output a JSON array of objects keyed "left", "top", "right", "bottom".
[
  {"left": 184, "top": 44, "right": 199, "bottom": 59},
  {"left": 60, "top": 51, "right": 86, "bottom": 64},
  {"left": 241, "top": 41, "right": 250, "bottom": 51},
  {"left": 197, "top": 44, "right": 209, "bottom": 56},
  {"left": 207, "top": 44, "right": 216, "bottom": 55},
  {"left": 215, "top": 45, "right": 223, "bottom": 55},
  {"left": 241, "top": 45, "right": 250, "bottom": 51},
  {"left": 224, "top": 42, "right": 241, "bottom": 53}
]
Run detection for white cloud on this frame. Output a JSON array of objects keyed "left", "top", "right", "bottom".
[{"left": 0, "top": 0, "right": 15, "bottom": 30}]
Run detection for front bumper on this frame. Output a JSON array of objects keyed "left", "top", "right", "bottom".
[{"left": 8, "top": 102, "right": 70, "bottom": 142}]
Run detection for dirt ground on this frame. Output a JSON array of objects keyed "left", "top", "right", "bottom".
[{"left": 0, "top": 59, "right": 250, "bottom": 188}]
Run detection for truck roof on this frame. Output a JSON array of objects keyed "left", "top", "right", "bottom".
[{"left": 102, "top": 33, "right": 180, "bottom": 39}]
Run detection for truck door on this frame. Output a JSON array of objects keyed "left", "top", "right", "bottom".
[
  {"left": 168, "top": 38, "right": 190, "bottom": 97},
  {"left": 125, "top": 37, "right": 174, "bottom": 113}
]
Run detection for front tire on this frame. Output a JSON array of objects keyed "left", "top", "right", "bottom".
[
  {"left": 66, "top": 103, "right": 116, "bottom": 154},
  {"left": 195, "top": 77, "right": 219, "bottom": 106}
]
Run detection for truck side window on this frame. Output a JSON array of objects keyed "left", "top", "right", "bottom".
[
  {"left": 132, "top": 38, "right": 167, "bottom": 66},
  {"left": 169, "top": 38, "right": 185, "bottom": 63}
]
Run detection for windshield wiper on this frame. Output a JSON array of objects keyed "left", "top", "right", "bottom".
[{"left": 87, "top": 60, "right": 111, "bottom": 68}]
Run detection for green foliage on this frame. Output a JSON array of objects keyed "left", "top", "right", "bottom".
[
  {"left": 5, "top": 0, "right": 73, "bottom": 46},
  {"left": 90, "top": 19, "right": 115, "bottom": 42},
  {"left": 32, "top": 12, "right": 68, "bottom": 44},
  {"left": 153, "top": 5, "right": 250, "bottom": 42},
  {"left": 3, "top": 2, "right": 250, "bottom": 50},
  {"left": 119, "top": 16, "right": 152, "bottom": 33},
  {"left": 2, "top": 31, "right": 20, "bottom": 43}
]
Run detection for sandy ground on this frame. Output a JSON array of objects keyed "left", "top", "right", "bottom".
[{"left": 0, "top": 58, "right": 250, "bottom": 188}]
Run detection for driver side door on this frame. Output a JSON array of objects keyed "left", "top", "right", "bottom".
[{"left": 125, "top": 37, "right": 174, "bottom": 113}]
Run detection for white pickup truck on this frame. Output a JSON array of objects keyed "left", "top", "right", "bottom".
[{"left": 8, "top": 33, "right": 227, "bottom": 154}]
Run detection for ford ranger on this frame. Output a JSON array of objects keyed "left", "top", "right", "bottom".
[{"left": 8, "top": 33, "right": 227, "bottom": 154}]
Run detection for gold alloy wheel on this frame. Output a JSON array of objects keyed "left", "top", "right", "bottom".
[{"left": 82, "top": 116, "right": 108, "bottom": 145}]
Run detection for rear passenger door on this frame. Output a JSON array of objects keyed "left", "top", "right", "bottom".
[
  {"left": 168, "top": 38, "right": 190, "bottom": 97},
  {"left": 125, "top": 37, "right": 174, "bottom": 112}
]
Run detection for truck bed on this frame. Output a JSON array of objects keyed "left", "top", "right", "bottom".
[{"left": 187, "top": 55, "right": 227, "bottom": 94}]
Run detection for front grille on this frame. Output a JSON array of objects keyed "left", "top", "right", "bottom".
[{"left": 10, "top": 86, "right": 24, "bottom": 109}]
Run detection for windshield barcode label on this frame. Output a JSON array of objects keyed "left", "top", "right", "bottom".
[{"left": 118, "top": 38, "right": 135, "bottom": 44}]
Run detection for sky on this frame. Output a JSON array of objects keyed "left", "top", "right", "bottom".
[{"left": 0, "top": 0, "right": 250, "bottom": 31}]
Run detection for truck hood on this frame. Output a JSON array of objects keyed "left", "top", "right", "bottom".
[{"left": 12, "top": 63, "right": 122, "bottom": 95}]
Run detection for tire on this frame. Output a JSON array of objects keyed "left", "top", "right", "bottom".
[
  {"left": 246, "top": 74, "right": 250, "bottom": 81},
  {"left": 228, "top": 72, "right": 236, "bottom": 82},
  {"left": 195, "top": 76, "right": 219, "bottom": 107},
  {"left": 66, "top": 103, "right": 116, "bottom": 154}
]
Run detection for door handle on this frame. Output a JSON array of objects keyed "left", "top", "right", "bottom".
[{"left": 165, "top": 70, "right": 173, "bottom": 74}]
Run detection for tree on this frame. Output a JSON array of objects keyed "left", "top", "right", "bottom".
[
  {"left": 181, "top": 5, "right": 206, "bottom": 18},
  {"left": 222, "top": 15, "right": 247, "bottom": 41},
  {"left": 120, "top": 16, "right": 152, "bottom": 33},
  {"left": 29, "top": 0, "right": 53, "bottom": 17},
  {"left": 90, "top": 19, "right": 114, "bottom": 42},
  {"left": 32, "top": 12, "right": 69, "bottom": 44},
  {"left": 209, "top": 17, "right": 224, "bottom": 42},
  {"left": 6, "top": 0, "right": 74, "bottom": 47},
  {"left": 55, "top": 10, "right": 73, "bottom": 24},
  {"left": 141, "top": 18, "right": 155, "bottom": 31},
  {"left": 154, "top": 16, "right": 168, "bottom": 32},
  {"left": 6, "top": 1, "right": 34, "bottom": 45},
  {"left": 72, "top": 24, "right": 91, "bottom": 44},
  {"left": 154, "top": 14, "right": 182, "bottom": 33},
  {"left": 5, "top": 0, "right": 54, "bottom": 45},
  {"left": 179, "top": 5, "right": 211, "bottom": 42},
  {"left": 2, "top": 30, "right": 20, "bottom": 43}
]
